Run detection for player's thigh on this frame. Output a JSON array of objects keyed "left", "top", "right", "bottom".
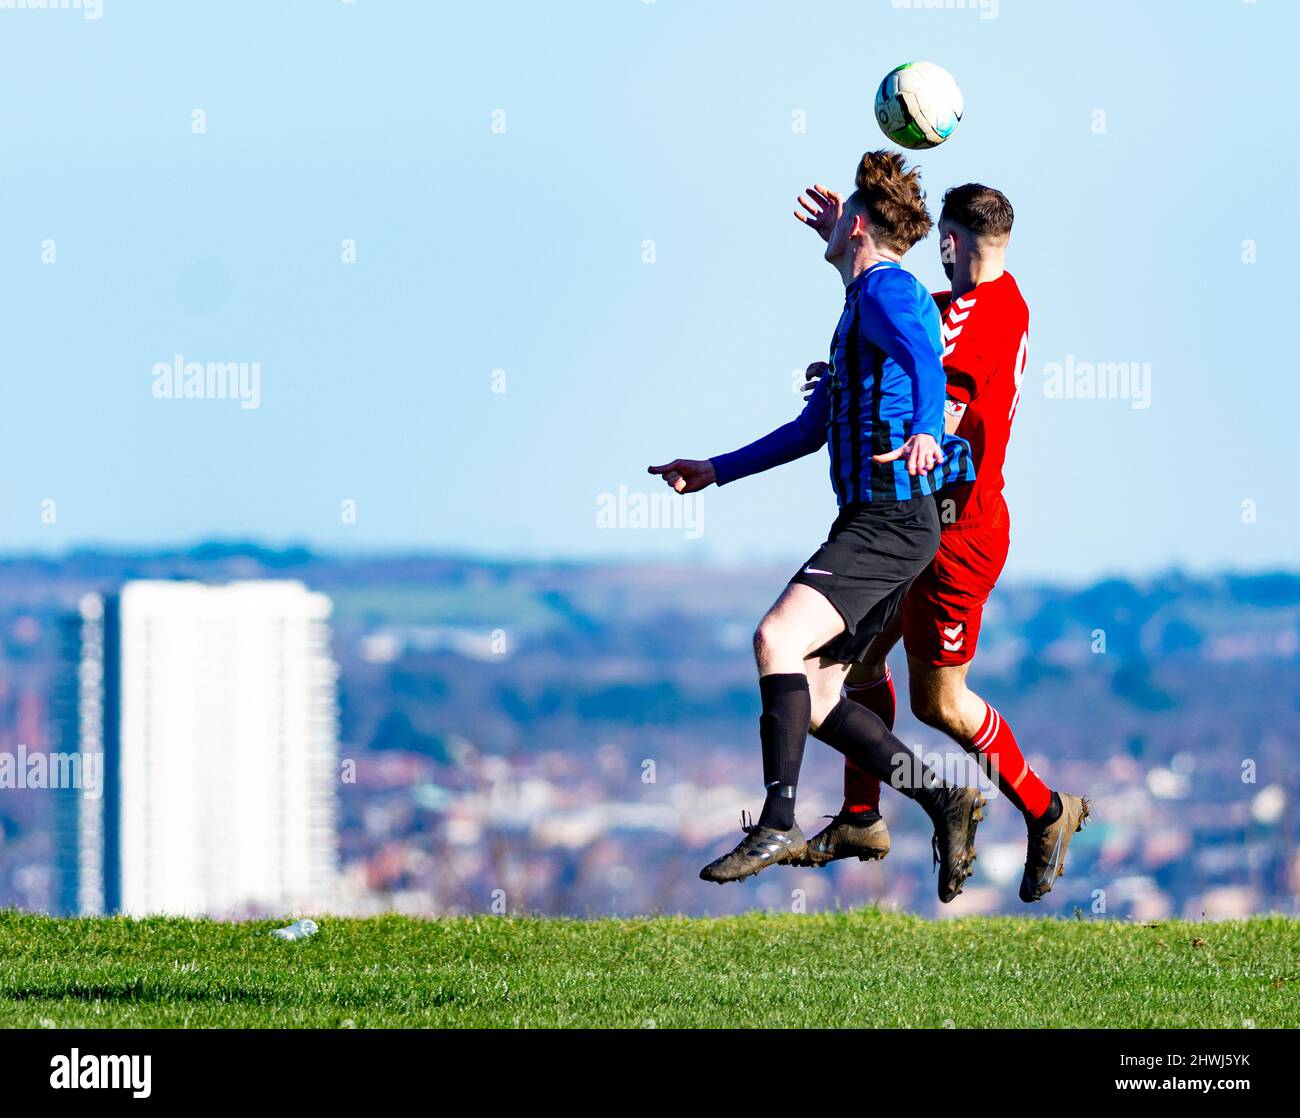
[
  {"left": 757, "top": 581, "right": 847, "bottom": 660},
  {"left": 900, "top": 527, "right": 1004, "bottom": 670}
]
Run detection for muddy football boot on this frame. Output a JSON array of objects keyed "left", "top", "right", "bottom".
[
  {"left": 925, "top": 786, "right": 986, "bottom": 903},
  {"left": 699, "top": 813, "right": 807, "bottom": 884},
  {"left": 1020, "top": 792, "right": 1090, "bottom": 903},
  {"left": 797, "top": 812, "right": 891, "bottom": 867}
]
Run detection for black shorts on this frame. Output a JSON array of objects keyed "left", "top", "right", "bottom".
[{"left": 789, "top": 496, "right": 941, "bottom": 664}]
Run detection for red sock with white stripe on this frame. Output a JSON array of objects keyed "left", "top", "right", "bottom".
[
  {"left": 840, "top": 669, "right": 893, "bottom": 814},
  {"left": 968, "top": 702, "right": 1052, "bottom": 820}
]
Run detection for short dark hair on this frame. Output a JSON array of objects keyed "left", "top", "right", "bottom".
[
  {"left": 847, "top": 150, "right": 933, "bottom": 254},
  {"left": 940, "top": 183, "right": 1014, "bottom": 239}
]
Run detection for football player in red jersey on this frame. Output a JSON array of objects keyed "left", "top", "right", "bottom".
[{"left": 793, "top": 182, "right": 1089, "bottom": 902}]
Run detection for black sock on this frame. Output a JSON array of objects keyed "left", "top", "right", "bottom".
[
  {"left": 812, "top": 698, "right": 947, "bottom": 814},
  {"left": 756, "top": 673, "right": 810, "bottom": 831}
]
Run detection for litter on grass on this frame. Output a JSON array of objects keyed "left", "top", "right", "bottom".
[{"left": 270, "top": 919, "right": 319, "bottom": 941}]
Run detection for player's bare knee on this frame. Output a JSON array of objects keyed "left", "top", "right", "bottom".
[
  {"left": 753, "top": 616, "right": 788, "bottom": 670},
  {"left": 913, "top": 691, "right": 964, "bottom": 736},
  {"left": 908, "top": 681, "right": 951, "bottom": 730},
  {"left": 910, "top": 695, "right": 943, "bottom": 730}
]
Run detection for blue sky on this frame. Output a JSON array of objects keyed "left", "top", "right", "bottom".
[{"left": 0, "top": 0, "right": 1294, "bottom": 580}]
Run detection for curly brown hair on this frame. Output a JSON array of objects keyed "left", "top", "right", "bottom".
[{"left": 847, "top": 150, "right": 933, "bottom": 254}]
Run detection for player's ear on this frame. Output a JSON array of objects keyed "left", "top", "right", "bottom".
[{"left": 849, "top": 213, "right": 867, "bottom": 239}]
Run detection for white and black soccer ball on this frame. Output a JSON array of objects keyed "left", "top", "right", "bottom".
[{"left": 874, "top": 61, "right": 963, "bottom": 150}]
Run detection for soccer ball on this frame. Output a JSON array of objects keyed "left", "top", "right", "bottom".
[{"left": 874, "top": 62, "right": 963, "bottom": 150}]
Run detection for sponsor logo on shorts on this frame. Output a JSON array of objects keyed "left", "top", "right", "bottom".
[
  {"left": 802, "top": 566, "right": 833, "bottom": 576},
  {"left": 941, "top": 622, "right": 965, "bottom": 651}
]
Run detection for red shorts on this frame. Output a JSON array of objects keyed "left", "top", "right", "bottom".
[{"left": 900, "top": 506, "right": 1010, "bottom": 668}]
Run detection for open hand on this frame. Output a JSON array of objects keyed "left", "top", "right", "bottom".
[{"left": 794, "top": 185, "right": 843, "bottom": 243}]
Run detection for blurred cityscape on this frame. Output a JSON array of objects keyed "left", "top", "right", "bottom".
[{"left": 0, "top": 544, "right": 1296, "bottom": 922}]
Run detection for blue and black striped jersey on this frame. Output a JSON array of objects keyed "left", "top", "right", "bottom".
[{"left": 712, "top": 261, "right": 976, "bottom": 504}]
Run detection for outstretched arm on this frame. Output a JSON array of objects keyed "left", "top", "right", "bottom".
[{"left": 649, "top": 371, "right": 829, "bottom": 493}]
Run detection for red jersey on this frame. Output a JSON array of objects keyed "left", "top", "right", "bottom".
[{"left": 933, "top": 271, "right": 1029, "bottom": 526}]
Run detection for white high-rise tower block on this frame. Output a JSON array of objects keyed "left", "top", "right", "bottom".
[{"left": 60, "top": 580, "right": 339, "bottom": 917}]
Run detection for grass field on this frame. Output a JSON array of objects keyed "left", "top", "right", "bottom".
[{"left": 1, "top": 910, "right": 1296, "bottom": 1028}]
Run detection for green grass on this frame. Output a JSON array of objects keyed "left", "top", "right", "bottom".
[{"left": 1, "top": 910, "right": 1295, "bottom": 1028}]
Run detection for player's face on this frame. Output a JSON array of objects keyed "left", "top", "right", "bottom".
[{"left": 938, "top": 219, "right": 956, "bottom": 282}]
